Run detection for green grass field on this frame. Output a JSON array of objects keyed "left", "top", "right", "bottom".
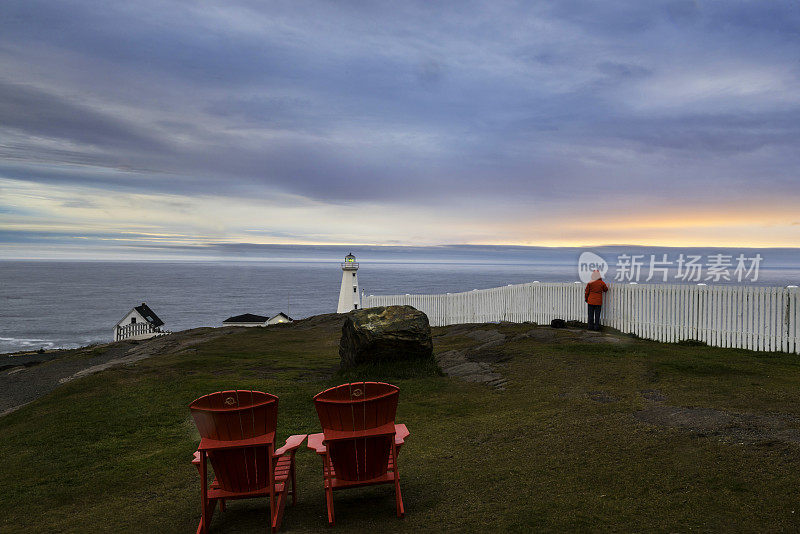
[{"left": 2, "top": 319, "right": 800, "bottom": 533}]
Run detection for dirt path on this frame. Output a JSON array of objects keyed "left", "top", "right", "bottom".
[
  {"left": 634, "top": 404, "right": 800, "bottom": 445},
  {"left": 0, "top": 328, "right": 233, "bottom": 417}
]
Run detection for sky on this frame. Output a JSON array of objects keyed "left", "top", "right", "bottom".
[{"left": 1, "top": 0, "right": 799, "bottom": 259}]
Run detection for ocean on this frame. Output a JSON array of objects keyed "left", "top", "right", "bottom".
[{"left": 2, "top": 245, "right": 799, "bottom": 354}]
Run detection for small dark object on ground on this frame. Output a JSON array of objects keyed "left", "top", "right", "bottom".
[
  {"left": 565, "top": 320, "right": 584, "bottom": 328},
  {"left": 550, "top": 319, "right": 566, "bottom": 328},
  {"left": 339, "top": 306, "right": 433, "bottom": 369},
  {"left": 37, "top": 348, "right": 45, "bottom": 354}
]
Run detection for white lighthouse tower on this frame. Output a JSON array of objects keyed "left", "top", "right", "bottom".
[{"left": 337, "top": 252, "right": 361, "bottom": 313}]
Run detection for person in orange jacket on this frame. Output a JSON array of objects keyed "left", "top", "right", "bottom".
[{"left": 585, "top": 269, "right": 609, "bottom": 330}]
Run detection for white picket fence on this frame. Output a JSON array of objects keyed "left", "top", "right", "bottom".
[
  {"left": 114, "top": 322, "right": 170, "bottom": 342},
  {"left": 363, "top": 283, "right": 800, "bottom": 354}
]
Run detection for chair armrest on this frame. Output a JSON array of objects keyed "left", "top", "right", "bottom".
[
  {"left": 307, "top": 433, "right": 327, "bottom": 454},
  {"left": 394, "top": 424, "right": 409, "bottom": 445},
  {"left": 275, "top": 434, "right": 307, "bottom": 456},
  {"left": 191, "top": 450, "right": 203, "bottom": 476}
]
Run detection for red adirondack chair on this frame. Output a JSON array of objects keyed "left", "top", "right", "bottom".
[
  {"left": 307, "top": 381, "right": 410, "bottom": 526},
  {"left": 189, "top": 390, "right": 307, "bottom": 533}
]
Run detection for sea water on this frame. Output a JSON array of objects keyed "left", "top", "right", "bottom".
[{"left": 1, "top": 246, "right": 799, "bottom": 353}]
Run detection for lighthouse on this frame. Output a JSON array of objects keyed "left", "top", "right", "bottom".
[{"left": 337, "top": 253, "right": 361, "bottom": 313}]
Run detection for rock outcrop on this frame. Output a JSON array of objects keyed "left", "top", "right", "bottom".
[{"left": 339, "top": 306, "right": 433, "bottom": 368}]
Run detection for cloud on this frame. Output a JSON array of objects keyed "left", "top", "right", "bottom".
[
  {"left": 0, "top": 81, "right": 166, "bottom": 152},
  {"left": 1, "top": 0, "right": 799, "bottom": 253}
]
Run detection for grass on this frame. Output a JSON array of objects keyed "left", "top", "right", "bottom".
[{"left": 2, "top": 320, "right": 800, "bottom": 532}]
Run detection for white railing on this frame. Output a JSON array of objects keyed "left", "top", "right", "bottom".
[
  {"left": 115, "top": 322, "right": 169, "bottom": 342},
  {"left": 363, "top": 283, "right": 800, "bottom": 354}
]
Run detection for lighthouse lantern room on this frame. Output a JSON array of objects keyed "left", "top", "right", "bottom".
[{"left": 337, "top": 253, "right": 360, "bottom": 313}]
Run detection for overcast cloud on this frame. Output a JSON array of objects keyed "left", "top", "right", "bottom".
[{"left": 1, "top": 0, "right": 799, "bottom": 256}]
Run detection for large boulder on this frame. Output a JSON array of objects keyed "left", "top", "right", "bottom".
[{"left": 339, "top": 306, "right": 433, "bottom": 368}]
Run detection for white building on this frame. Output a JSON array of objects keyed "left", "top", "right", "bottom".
[
  {"left": 337, "top": 252, "right": 361, "bottom": 313},
  {"left": 267, "top": 312, "right": 293, "bottom": 325},
  {"left": 114, "top": 303, "right": 167, "bottom": 341}
]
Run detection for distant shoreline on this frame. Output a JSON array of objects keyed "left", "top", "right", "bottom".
[{"left": 2, "top": 243, "right": 800, "bottom": 263}]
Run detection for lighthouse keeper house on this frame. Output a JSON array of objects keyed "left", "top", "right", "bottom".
[
  {"left": 267, "top": 312, "right": 293, "bottom": 325},
  {"left": 114, "top": 303, "right": 166, "bottom": 341}
]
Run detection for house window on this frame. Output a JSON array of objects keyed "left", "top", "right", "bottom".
[{"left": 131, "top": 317, "right": 136, "bottom": 324}]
